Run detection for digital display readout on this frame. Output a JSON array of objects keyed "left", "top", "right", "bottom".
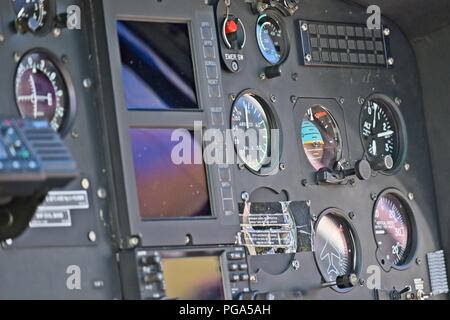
[
  {"left": 129, "top": 128, "right": 211, "bottom": 219},
  {"left": 117, "top": 21, "right": 198, "bottom": 110},
  {"left": 162, "top": 256, "right": 224, "bottom": 300}
]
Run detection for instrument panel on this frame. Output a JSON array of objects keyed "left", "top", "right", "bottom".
[{"left": 0, "top": 0, "right": 447, "bottom": 300}]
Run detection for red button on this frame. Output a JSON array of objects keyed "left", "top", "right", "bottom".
[{"left": 225, "top": 20, "right": 238, "bottom": 34}]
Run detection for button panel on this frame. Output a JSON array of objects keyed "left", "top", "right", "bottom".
[{"left": 300, "top": 20, "right": 392, "bottom": 68}]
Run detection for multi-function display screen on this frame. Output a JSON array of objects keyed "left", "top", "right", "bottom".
[
  {"left": 117, "top": 20, "right": 198, "bottom": 110},
  {"left": 162, "top": 256, "right": 224, "bottom": 300},
  {"left": 129, "top": 128, "right": 211, "bottom": 219}
]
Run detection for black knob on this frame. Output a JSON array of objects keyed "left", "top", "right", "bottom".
[
  {"left": 336, "top": 273, "right": 359, "bottom": 289},
  {"left": 372, "top": 155, "right": 394, "bottom": 171},
  {"left": 355, "top": 160, "right": 372, "bottom": 181},
  {"left": 264, "top": 65, "right": 282, "bottom": 79}
]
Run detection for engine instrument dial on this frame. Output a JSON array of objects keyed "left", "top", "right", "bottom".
[
  {"left": 374, "top": 191, "right": 414, "bottom": 269},
  {"left": 314, "top": 211, "right": 357, "bottom": 285},
  {"left": 13, "top": 0, "right": 49, "bottom": 33},
  {"left": 15, "top": 51, "right": 71, "bottom": 133},
  {"left": 256, "top": 12, "right": 289, "bottom": 65},
  {"left": 231, "top": 92, "right": 272, "bottom": 173},
  {"left": 301, "top": 106, "right": 342, "bottom": 170},
  {"left": 360, "top": 97, "right": 406, "bottom": 172}
]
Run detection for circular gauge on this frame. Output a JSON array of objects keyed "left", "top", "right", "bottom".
[
  {"left": 314, "top": 211, "right": 358, "bottom": 285},
  {"left": 231, "top": 92, "right": 273, "bottom": 173},
  {"left": 13, "top": 0, "right": 50, "bottom": 33},
  {"left": 360, "top": 96, "right": 406, "bottom": 173},
  {"left": 256, "top": 12, "right": 289, "bottom": 65},
  {"left": 301, "top": 106, "right": 342, "bottom": 170},
  {"left": 374, "top": 190, "right": 415, "bottom": 269},
  {"left": 15, "top": 51, "right": 73, "bottom": 133}
]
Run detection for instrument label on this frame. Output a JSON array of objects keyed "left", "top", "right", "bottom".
[{"left": 30, "top": 209, "right": 72, "bottom": 228}]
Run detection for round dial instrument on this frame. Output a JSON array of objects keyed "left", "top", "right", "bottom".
[
  {"left": 374, "top": 191, "right": 414, "bottom": 269},
  {"left": 15, "top": 51, "right": 70, "bottom": 133},
  {"left": 231, "top": 92, "right": 272, "bottom": 173},
  {"left": 301, "top": 106, "right": 342, "bottom": 170},
  {"left": 256, "top": 12, "right": 289, "bottom": 65},
  {"left": 360, "top": 97, "right": 406, "bottom": 172},
  {"left": 314, "top": 211, "right": 357, "bottom": 284},
  {"left": 13, "top": 0, "right": 49, "bottom": 33}
]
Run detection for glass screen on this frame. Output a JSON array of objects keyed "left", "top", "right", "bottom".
[
  {"left": 163, "top": 256, "right": 224, "bottom": 300},
  {"left": 117, "top": 20, "right": 198, "bottom": 110},
  {"left": 130, "top": 128, "right": 211, "bottom": 219}
]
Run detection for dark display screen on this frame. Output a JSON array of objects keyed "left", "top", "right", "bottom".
[
  {"left": 117, "top": 20, "right": 198, "bottom": 110},
  {"left": 163, "top": 256, "right": 224, "bottom": 300},
  {"left": 130, "top": 128, "right": 211, "bottom": 219}
]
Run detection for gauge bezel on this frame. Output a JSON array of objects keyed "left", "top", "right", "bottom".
[
  {"left": 12, "top": 0, "right": 56, "bottom": 35},
  {"left": 255, "top": 10, "right": 291, "bottom": 66},
  {"left": 359, "top": 94, "right": 408, "bottom": 175},
  {"left": 301, "top": 105, "right": 344, "bottom": 171},
  {"left": 14, "top": 49, "right": 77, "bottom": 137},
  {"left": 230, "top": 89, "right": 282, "bottom": 176},
  {"left": 372, "top": 188, "right": 418, "bottom": 272},
  {"left": 313, "top": 208, "right": 362, "bottom": 293}
]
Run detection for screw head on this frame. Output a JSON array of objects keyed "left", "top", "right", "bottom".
[
  {"left": 358, "top": 96, "right": 366, "bottom": 105},
  {"left": 291, "top": 73, "right": 299, "bottom": 81},
  {"left": 292, "top": 260, "right": 300, "bottom": 270},
  {"left": 52, "top": 27, "right": 62, "bottom": 38},
  {"left": 394, "top": 97, "right": 402, "bottom": 106},
  {"left": 348, "top": 212, "right": 355, "bottom": 220},
  {"left": 250, "top": 275, "right": 257, "bottom": 282},
  {"left": 339, "top": 97, "right": 345, "bottom": 104},
  {"left": 416, "top": 257, "right": 422, "bottom": 265},
  {"left": 0, "top": 34, "right": 5, "bottom": 42},
  {"left": 290, "top": 95, "right": 297, "bottom": 104},
  {"left": 241, "top": 192, "right": 250, "bottom": 202},
  {"left": 387, "top": 57, "right": 395, "bottom": 66},
  {"left": 97, "top": 188, "right": 108, "bottom": 200},
  {"left": 279, "top": 163, "right": 286, "bottom": 171},
  {"left": 259, "top": 72, "right": 266, "bottom": 80},
  {"left": 305, "top": 53, "right": 312, "bottom": 62},
  {"left": 404, "top": 163, "right": 411, "bottom": 172},
  {"left": 229, "top": 94, "right": 236, "bottom": 102},
  {"left": 83, "top": 78, "right": 92, "bottom": 89},
  {"left": 270, "top": 95, "right": 277, "bottom": 103},
  {"left": 13, "top": 52, "right": 21, "bottom": 63},
  {"left": 408, "top": 193, "right": 415, "bottom": 201},
  {"left": 312, "top": 214, "right": 318, "bottom": 222},
  {"left": 301, "top": 23, "right": 308, "bottom": 32},
  {"left": 81, "top": 178, "right": 90, "bottom": 190},
  {"left": 128, "top": 237, "right": 140, "bottom": 248},
  {"left": 88, "top": 231, "right": 97, "bottom": 242},
  {"left": 383, "top": 28, "right": 391, "bottom": 36},
  {"left": 306, "top": 200, "right": 312, "bottom": 207},
  {"left": 371, "top": 193, "right": 378, "bottom": 201}
]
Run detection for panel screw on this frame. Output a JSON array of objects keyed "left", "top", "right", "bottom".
[
  {"left": 339, "top": 97, "right": 345, "bottom": 104},
  {"left": 128, "top": 237, "right": 140, "bottom": 248},
  {"left": 61, "top": 55, "right": 69, "bottom": 64},
  {"left": 408, "top": 193, "right": 415, "bottom": 201},
  {"left": 306, "top": 200, "right": 312, "bottom": 207},
  {"left": 81, "top": 178, "right": 90, "bottom": 190},
  {"left": 404, "top": 163, "right": 411, "bottom": 172},
  {"left": 270, "top": 95, "right": 277, "bottom": 103},
  {"left": 279, "top": 163, "right": 286, "bottom": 171},
  {"left": 4, "top": 239, "right": 13, "bottom": 247},
  {"left": 238, "top": 163, "right": 245, "bottom": 170},
  {"left": 88, "top": 231, "right": 97, "bottom": 243},
  {"left": 301, "top": 179, "right": 309, "bottom": 187},
  {"left": 305, "top": 53, "right": 312, "bottom": 62},
  {"left": 416, "top": 258, "right": 422, "bottom": 265},
  {"left": 312, "top": 214, "right": 318, "bottom": 222},
  {"left": 371, "top": 193, "right": 378, "bottom": 201},
  {"left": 259, "top": 72, "right": 266, "bottom": 80},
  {"left": 292, "top": 260, "right": 300, "bottom": 270},
  {"left": 97, "top": 188, "right": 108, "bottom": 200},
  {"left": 301, "top": 23, "right": 308, "bottom": 32},
  {"left": 229, "top": 94, "right": 236, "bottom": 102},
  {"left": 185, "top": 234, "right": 192, "bottom": 245},
  {"left": 52, "top": 27, "right": 62, "bottom": 38},
  {"left": 387, "top": 57, "right": 395, "bottom": 66},
  {"left": 0, "top": 34, "right": 5, "bottom": 42},
  {"left": 359, "top": 279, "right": 366, "bottom": 286},
  {"left": 358, "top": 96, "right": 366, "bottom": 105},
  {"left": 394, "top": 97, "right": 402, "bottom": 106},
  {"left": 241, "top": 192, "right": 250, "bottom": 202},
  {"left": 383, "top": 28, "right": 391, "bottom": 36},
  {"left": 291, "top": 73, "right": 299, "bottom": 81},
  {"left": 83, "top": 78, "right": 92, "bottom": 89},
  {"left": 13, "top": 52, "right": 21, "bottom": 63},
  {"left": 348, "top": 212, "right": 355, "bottom": 220},
  {"left": 250, "top": 275, "right": 257, "bottom": 282},
  {"left": 290, "top": 96, "right": 297, "bottom": 104}
]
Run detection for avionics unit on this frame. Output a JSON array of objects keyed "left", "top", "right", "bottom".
[{"left": 102, "top": 0, "right": 238, "bottom": 247}]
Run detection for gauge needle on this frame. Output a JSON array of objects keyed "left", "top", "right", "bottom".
[
  {"left": 245, "top": 102, "right": 250, "bottom": 130},
  {"left": 372, "top": 140, "right": 377, "bottom": 156},
  {"left": 373, "top": 104, "right": 378, "bottom": 129},
  {"left": 377, "top": 130, "right": 394, "bottom": 138}
]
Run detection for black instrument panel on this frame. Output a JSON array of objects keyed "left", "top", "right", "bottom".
[{"left": 0, "top": 0, "right": 446, "bottom": 300}]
